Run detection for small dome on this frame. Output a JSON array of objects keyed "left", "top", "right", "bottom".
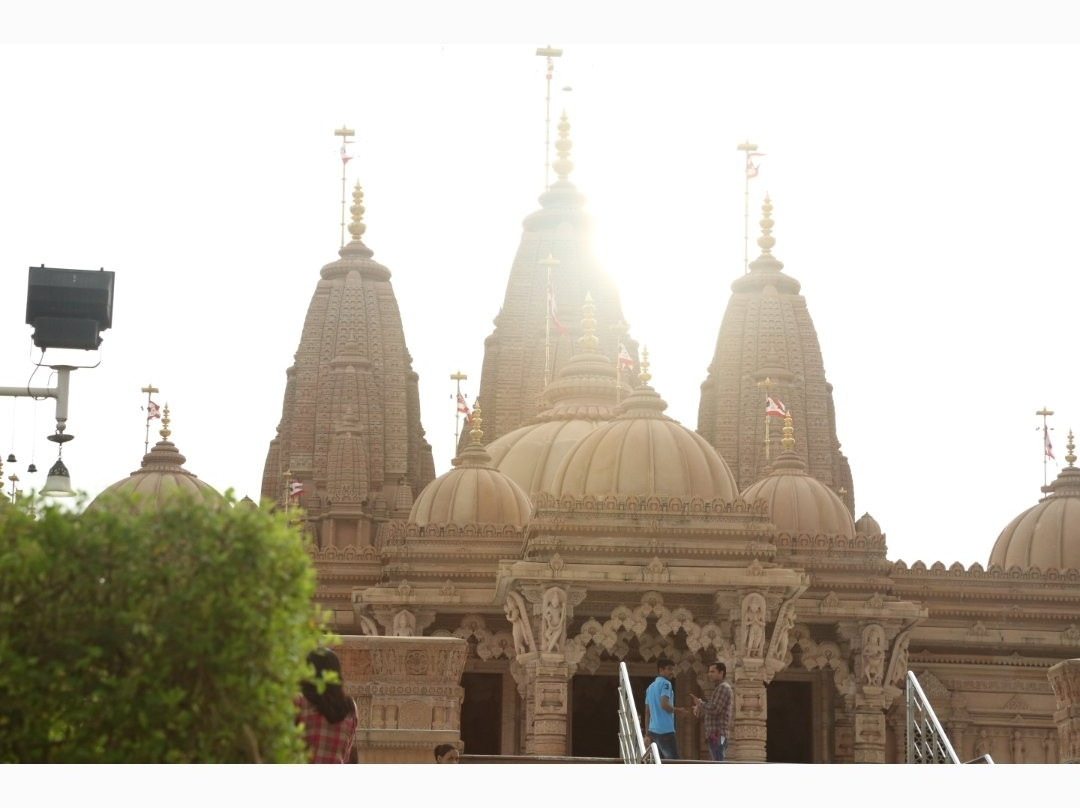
[
  {"left": 410, "top": 413, "right": 532, "bottom": 528},
  {"left": 741, "top": 423, "right": 856, "bottom": 538},
  {"left": 855, "top": 512, "right": 882, "bottom": 535},
  {"left": 989, "top": 446, "right": 1080, "bottom": 571},
  {"left": 89, "top": 414, "right": 221, "bottom": 511},
  {"left": 551, "top": 382, "right": 738, "bottom": 501}
]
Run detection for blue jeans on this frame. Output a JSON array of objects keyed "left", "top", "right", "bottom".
[
  {"left": 706, "top": 734, "right": 728, "bottom": 761},
  {"left": 649, "top": 731, "right": 678, "bottom": 760}
]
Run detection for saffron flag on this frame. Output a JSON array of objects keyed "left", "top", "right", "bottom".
[
  {"left": 765, "top": 395, "right": 788, "bottom": 418},
  {"left": 289, "top": 479, "right": 304, "bottom": 498},
  {"left": 618, "top": 343, "right": 634, "bottom": 371},
  {"left": 746, "top": 152, "right": 765, "bottom": 179},
  {"left": 146, "top": 400, "right": 161, "bottom": 422},
  {"left": 1045, "top": 425, "right": 1055, "bottom": 460},
  {"left": 547, "top": 283, "right": 567, "bottom": 335},
  {"left": 457, "top": 392, "right": 472, "bottom": 423},
  {"left": 340, "top": 143, "right": 353, "bottom": 165}
]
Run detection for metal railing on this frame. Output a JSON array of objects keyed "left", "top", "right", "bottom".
[
  {"left": 617, "top": 661, "right": 661, "bottom": 764},
  {"left": 906, "top": 671, "right": 992, "bottom": 764}
]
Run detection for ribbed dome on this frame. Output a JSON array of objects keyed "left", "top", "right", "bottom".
[
  {"left": 551, "top": 381, "right": 738, "bottom": 501},
  {"left": 855, "top": 512, "right": 882, "bottom": 535},
  {"left": 741, "top": 427, "right": 856, "bottom": 538},
  {"left": 90, "top": 419, "right": 221, "bottom": 510},
  {"left": 989, "top": 456, "right": 1080, "bottom": 571},
  {"left": 410, "top": 421, "right": 532, "bottom": 528}
]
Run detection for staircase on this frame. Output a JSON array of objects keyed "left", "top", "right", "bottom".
[{"left": 906, "top": 671, "right": 993, "bottom": 764}]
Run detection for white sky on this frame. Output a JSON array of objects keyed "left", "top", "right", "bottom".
[{"left": 2, "top": 11, "right": 1079, "bottom": 574}]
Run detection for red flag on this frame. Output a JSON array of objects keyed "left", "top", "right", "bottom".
[
  {"left": 765, "top": 395, "right": 788, "bottom": 418},
  {"left": 289, "top": 479, "right": 304, "bottom": 498},
  {"left": 457, "top": 392, "right": 472, "bottom": 423},
  {"left": 746, "top": 152, "right": 765, "bottom": 179},
  {"left": 547, "top": 283, "right": 567, "bottom": 335},
  {"left": 1045, "top": 425, "right": 1055, "bottom": 460},
  {"left": 617, "top": 343, "right": 634, "bottom": 371},
  {"left": 146, "top": 400, "right": 161, "bottom": 422},
  {"left": 340, "top": 142, "right": 353, "bottom": 165}
]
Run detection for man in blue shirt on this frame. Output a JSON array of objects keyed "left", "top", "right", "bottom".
[{"left": 642, "top": 657, "right": 692, "bottom": 760}]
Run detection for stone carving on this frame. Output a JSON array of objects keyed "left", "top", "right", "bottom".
[
  {"left": 504, "top": 591, "right": 536, "bottom": 655},
  {"left": 357, "top": 614, "right": 380, "bottom": 636},
  {"left": 820, "top": 591, "right": 840, "bottom": 611},
  {"left": 1011, "top": 729, "right": 1025, "bottom": 763},
  {"left": 644, "top": 556, "right": 667, "bottom": 583},
  {"left": 884, "top": 629, "right": 911, "bottom": 688},
  {"left": 742, "top": 592, "right": 767, "bottom": 658},
  {"left": 392, "top": 609, "right": 416, "bottom": 637},
  {"left": 861, "top": 623, "right": 886, "bottom": 686},
  {"left": 766, "top": 599, "right": 797, "bottom": 663},
  {"left": 542, "top": 586, "right": 568, "bottom": 652}
]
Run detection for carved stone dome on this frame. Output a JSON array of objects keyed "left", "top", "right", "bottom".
[
  {"left": 741, "top": 423, "right": 855, "bottom": 538},
  {"left": 90, "top": 415, "right": 221, "bottom": 510},
  {"left": 550, "top": 380, "right": 738, "bottom": 501},
  {"left": 410, "top": 421, "right": 532, "bottom": 528},
  {"left": 989, "top": 445, "right": 1080, "bottom": 571},
  {"left": 855, "top": 512, "right": 882, "bottom": 536}
]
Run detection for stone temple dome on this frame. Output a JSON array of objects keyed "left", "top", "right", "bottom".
[
  {"left": 741, "top": 416, "right": 856, "bottom": 538},
  {"left": 90, "top": 407, "right": 222, "bottom": 510},
  {"left": 551, "top": 358, "right": 738, "bottom": 501},
  {"left": 409, "top": 407, "right": 532, "bottom": 528},
  {"left": 855, "top": 512, "right": 882, "bottom": 536},
  {"left": 487, "top": 294, "right": 623, "bottom": 496},
  {"left": 989, "top": 431, "right": 1080, "bottom": 571}
]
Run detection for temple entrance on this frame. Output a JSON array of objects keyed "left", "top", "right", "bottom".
[
  {"left": 461, "top": 672, "right": 502, "bottom": 755},
  {"left": 766, "top": 679, "right": 813, "bottom": 762},
  {"left": 571, "top": 672, "right": 652, "bottom": 758}
]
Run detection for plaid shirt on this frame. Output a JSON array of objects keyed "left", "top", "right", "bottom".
[
  {"left": 295, "top": 696, "right": 358, "bottom": 763},
  {"left": 700, "top": 680, "right": 733, "bottom": 741}
]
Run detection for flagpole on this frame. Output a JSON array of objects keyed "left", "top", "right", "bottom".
[
  {"left": 612, "top": 320, "right": 628, "bottom": 405},
  {"left": 141, "top": 383, "right": 159, "bottom": 455},
  {"left": 757, "top": 377, "right": 774, "bottom": 462},
  {"left": 451, "top": 370, "right": 467, "bottom": 448},
  {"left": 1037, "top": 406, "right": 1054, "bottom": 488},
  {"left": 541, "top": 254, "right": 559, "bottom": 387},
  {"left": 283, "top": 469, "right": 292, "bottom": 513},
  {"left": 737, "top": 141, "right": 759, "bottom": 275},
  {"left": 334, "top": 125, "right": 355, "bottom": 248},
  {"left": 536, "top": 46, "right": 563, "bottom": 191}
]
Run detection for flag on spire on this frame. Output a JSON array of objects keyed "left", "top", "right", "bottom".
[
  {"left": 1045, "top": 425, "right": 1055, "bottom": 460},
  {"left": 547, "top": 282, "right": 567, "bottom": 335},
  {"left": 340, "top": 142, "right": 353, "bottom": 165},
  {"left": 289, "top": 479, "right": 304, "bottom": 498},
  {"left": 457, "top": 392, "right": 472, "bottom": 423},
  {"left": 765, "top": 395, "right": 788, "bottom": 418},
  {"left": 146, "top": 400, "right": 161, "bottom": 422},
  {"left": 746, "top": 152, "right": 765, "bottom": 179},
  {"left": 617, "top": 343, "right": 634, "bottom": 371}
]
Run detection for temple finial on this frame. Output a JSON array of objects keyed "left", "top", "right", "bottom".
[
  {"left": 348, "top": 182, "right": 367, "bottom": 241},
  {"left": 639, "top": 346, "right": 652, "bottom": 385},
  {"left": 468, "top": 400, "right": 484, "bottom": 444},
  {"left": 782, "top": 412, "right": 795, "bottom": 452},
  {"left": 757, "top": 194, "right": 775, "bottom": 255},
  {"left": 579, "top": 293, "right": 599, "bottom": 352},
  {"left": 552, "top": 111, "right": 574, "bottom": 181},
  {"left": 1067, "top": 429, "right": 1076, "bottom": 467},
  {"left": 159, "top": 404, "right": 171, "bottom": 441}
]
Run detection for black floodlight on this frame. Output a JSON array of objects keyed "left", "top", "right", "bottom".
[{"left": 25, "top": 266, "right": 115, "bottom": 350}]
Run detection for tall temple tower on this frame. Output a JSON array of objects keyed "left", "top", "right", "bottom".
[
  {"left": 469, "top": 113, "right": 639, "bottom": 445},
  {"left": 262, "top": 181, "right": 435, "bottom": 547},
  {"left": 698, "top": 196, "right": 855, "bottom": 512}
]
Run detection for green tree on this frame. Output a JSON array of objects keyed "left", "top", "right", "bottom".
[{"left": 0, "top": 492, "right": 326, "bottom": 762}]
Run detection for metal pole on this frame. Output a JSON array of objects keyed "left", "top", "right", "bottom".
[
  {"left": 141, "top": 383, "right": 159, "bottom": 455},
  {"left": 450, "top": 370, "right": 467, "bottom": 448},
  {"left": 334, "top": 126, "right": 355, "bottom": 247},
  {"left": 1037, "top": 406, "right": 1054, "bottom": 488},
  {"left": 536, "top": 46, "right": 563, "bottom": 191},
  {"left": 737, "top": 141, "right": 758, "bottom": 274}
]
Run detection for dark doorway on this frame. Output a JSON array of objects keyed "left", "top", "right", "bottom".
[
  {"left": 766, "top": 679, "right": 813, "bottom": 762},
  {"left": 461, "top": 672, "right": 502, "bottom": 755},
  {"left": 572, "top": 673, "right": 652, "bottom": 758}
]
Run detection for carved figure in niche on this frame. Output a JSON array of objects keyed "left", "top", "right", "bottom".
[
  {"left": 766, "top": 600, "right": 796, "bottom": 662},
  {"left": 741, "top": 593, "right": 767, "bottom": 658},
  {"left": 1011, "top": 729, "right": 1025, "bottom": 763},
  {"left": 357, "top": 614, "right": 379, "bottom": 636},
  {"left": 975, "top": 728, "right": 992, "bottom": 758},
  {"left": 392, "top": 609, "right": 416, "bottom": 637},
  {"left": 542, "top": 587, "right": 568, "bottom": 653},
  {"left": 885, "top": 630, "right": 911, "bottom": 687},
  {"left": 503, "top": 591, "right": 535, "bottom": 655},
  {"left": 861, "top": 623, "right": 885, "bottom": 686}
]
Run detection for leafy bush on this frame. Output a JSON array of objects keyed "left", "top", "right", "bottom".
[{"left": 0, "top": 492, "right": 326, "bottom": 762}]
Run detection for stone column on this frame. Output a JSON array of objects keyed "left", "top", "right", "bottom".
[
  {"left": 517, "top": 651, "right": 571, "bottom": 756},
  {"left": 337, "top": 635, "right": 467, "bottom": 763},
  {"left": 1048, "top": 658, "right": 1080, "bottom": 763},
  {"left": 731, "top": 658, "right": 767, "bottom": 762},
  {"left": 853, "top": 687, "right": 888, "bottom": 763}
]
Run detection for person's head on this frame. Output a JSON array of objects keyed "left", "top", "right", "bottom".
[
  {"left": 708, "top": 661, "right": 727, "bottom": 682},
  {"left": 301, "top": 647, "right": 354, "bottom": 723},
  {"left": 434, "top": 743, "right": 460, "bottom": 763},
  {"left": 657, "top": 657, "right": 675, "bottom": 679}
]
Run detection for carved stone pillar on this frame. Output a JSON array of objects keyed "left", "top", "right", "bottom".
[
  {"left": 336, "top": 634, "right": 467, "bottom": 763},
  {"left": 853, "top": 687, "right": 888, "bottom": 763},
  {"left": 1048, "top": 658, "right": 1080, "bottom": 763},
  {"left": 732, "top": 658, "right": 767, "bottom": 762},
  {"left": 517, "top": 651, "right": 571, "bottom": 756},
  {"left": 834, "top": 702, "right": 855, "bottom": 763}
]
